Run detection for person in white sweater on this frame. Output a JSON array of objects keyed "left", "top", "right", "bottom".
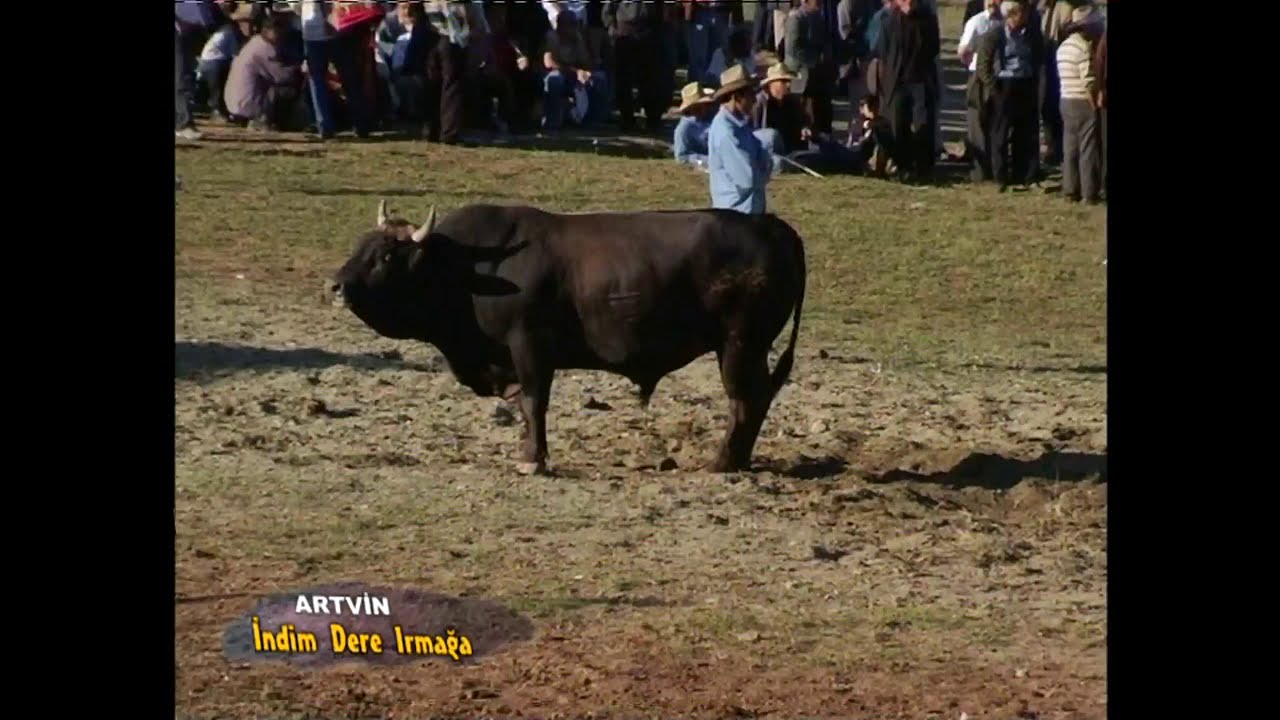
[{"left": 1056, "top": 4, "right": 1103, "bottom": 204}]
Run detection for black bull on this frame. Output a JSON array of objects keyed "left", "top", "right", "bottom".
[{"left": 329, "top": 202, "right": 806, "bottom": 474}]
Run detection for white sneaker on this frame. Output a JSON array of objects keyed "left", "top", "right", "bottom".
[{"left": 175, "top": 127, "right": 203, "bottom": 141}]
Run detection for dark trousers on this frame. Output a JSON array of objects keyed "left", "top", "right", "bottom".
[
  {"left": 305, "top": 37, "right": 372, "bottom": 136},
  {"left": 198, "top": 59, "right": 231, "bottom": 116},
  {"left": 175, "top": 30, "right": 194, "bottom": 129},
  {"left": 966, "top": 94, "right": 992, "bottom": 181},
  {"left": 427, "top": 36, "right": 466, "bottom": 143},
  {"left": 802, "top": 62, "right": 835, "bottom": 136},
  {"left": 1061, "top": 98, "right": 1101, "bottom": 201},
  {"left": 1040, "top": 47, "right": 1064, "bottom": 163},
  {"left": 394, "top": 74, "right": 427, "bottom": 122},
  {"left": 614, "top": 33, "right": 666, "bottom": 130},
  {"left": 886, "top": 82, "right": 934, "bottom": 178},
  {"left": 991, "top": 77, "right": 1038, "bottom": 185}
]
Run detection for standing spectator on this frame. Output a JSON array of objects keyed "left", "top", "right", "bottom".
[
  {"left": 604, "top": 0, "right": 676, "bottom": 133},
  {"left": 225, "top": 9, "right": 305, "bottom": 131},
  {"left": 541, "top": 13, "right": 611, "bottom": 129},
  {"left": 1093, "top": 26, "right": 1106, "bottom": 197},
  {"left": 705, "top": 28, "right": 756, "bottom": 88},
  {"left": 707, "top": 64, "right": 775, "bottom": 214},
  {"left": 298, "top": 0, "right": 372, "bottom": 139},
  {"left": 176, "top": 20, "right": 202, "bottom": 140},
  {"left": 1037, "top": 0, "right": 1074, "bottom": 166},
  {"left": 199, "top": 5, "right": 257, "bottom": 122},
  {"left": 1057, "top": 4, "right": 1102, "bottom": 204},
  {"left": 785, "top": 0, "right": 835, "bottom": 136},
  {"left": 544, "top": 0, "right": 589, "bottom": 29},
  {"left": 673, "top": 82, "right": 718, "bottom": 167},
  {"left": 876, "top": 0, "right": 940, "bottom": 183},
  {"left": 752, "top": 0, "right": 792, "bottom": 55},
  {"left": 423, "top": 0, "right": 490, "bottom": 145},
  {"left": 685, "top": 1, "right": 742, "bottom": 86},
  {"left": 959, "top": 0, "right": 1001, "bottom": 181},
  {"left": 976, "top": 1, "right": 1043, "bottom": 191}
]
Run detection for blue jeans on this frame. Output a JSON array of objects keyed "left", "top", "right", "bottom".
[
  {"left": 542, "top": 70, "right": 612, "bottom": 130},
  {"left": 304, "top": 37, "right": 371, "bottom": 136},
  {"left": 686, "top": 8, "right": 731, "bottom": 86}
]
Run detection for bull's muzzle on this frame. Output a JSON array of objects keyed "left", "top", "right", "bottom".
[{"left": 326, "top": 281, "right": 349, "bottom": 309}]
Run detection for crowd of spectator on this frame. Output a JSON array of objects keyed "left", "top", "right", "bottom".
[{"left": 174, "top": 0, "right": 1106, "bottom": 202}]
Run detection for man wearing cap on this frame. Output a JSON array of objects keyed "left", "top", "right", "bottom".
[
  {"left": 959, "top": 0, "right": 1002, "bottom": 181},
  {"left": 1056, "top": 3, "right": 1103, "bottom": 204},
  {"left": 707, "top": 64, "right": 775, "bottom": 214},
  {"left": 976, "top": 0, "right": 1044, "bottom": 191},
  {"left": 224, "top": 8, "right": 305, "bottom": 132}
]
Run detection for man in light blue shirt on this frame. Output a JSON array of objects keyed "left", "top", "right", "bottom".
[{"left": 707, "top": 64, "right": 775, "bottom": 214}]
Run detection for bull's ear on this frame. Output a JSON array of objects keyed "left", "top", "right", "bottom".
[
  {"left": 410, "top": 205, "right": 437, "bottom": 243},
  {"left": 377, "top": 200, "right": 388, "bottom": 226}
]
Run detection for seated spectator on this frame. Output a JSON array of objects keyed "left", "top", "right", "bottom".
[
  {"left": 673, "top": 82, "right": 718, "bottom": 168},
  {"left": 198, "top": 4, "right": 256, "bottom": 121},
  {"left": 224, "top": 9, "right": 305, "bottom": 131},
  {"left": 462, "top": 21, "right": 521, "bottom": 140},
  {"left": 752, "top": 63, "right": 861, "bottom": 175},
  {"left": 704, "top": 28, "right": 755, "bottom": 88},
  {"left": 848, "top": 95, "right": 894, "bottom": 175},
  {"left": 541, "top": 13, "right": 610, "bottom": 130}
]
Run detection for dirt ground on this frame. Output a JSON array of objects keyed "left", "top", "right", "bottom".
[
  {"left": 175, "top": 4, "right": 1105, "bottom": 718},
  {"left": 176, "top": 280, "right": 1104, "bottom": 719}
]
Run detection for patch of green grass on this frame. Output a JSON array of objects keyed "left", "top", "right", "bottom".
[{"left": 177, "top": 134, "right": 1104, "bottom": 371}]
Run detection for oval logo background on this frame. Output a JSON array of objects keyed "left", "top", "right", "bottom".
[{"left": 222, "top": 582, "right": 535, "bottom": 667}]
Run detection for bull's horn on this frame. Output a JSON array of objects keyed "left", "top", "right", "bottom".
[
  {"left": 410, "top": 205, "right": 437, "bottom": 243},
  {"left": 376, "top": 200, "right": 388, "bottom": 226}
]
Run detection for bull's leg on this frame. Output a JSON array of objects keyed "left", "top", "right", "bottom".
[
  {"left": 510, "top": 334, "right": 553, "bottom": 475},
  {"left": 709, "top": 346, "right": 772, "bottom": 473}
]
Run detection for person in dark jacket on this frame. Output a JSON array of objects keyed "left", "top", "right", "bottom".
[
  {"left": 975, "top": 1, "right": 1044, "bottom": 190},
  {"left": 837, "top": 0, "right": 881, "bottom": 144},
  {"left": 875, "top": 0, "right": 941, "bottom": 183},
  {"left": 604, "top": 0, "right": 677, "bottom": 132}
]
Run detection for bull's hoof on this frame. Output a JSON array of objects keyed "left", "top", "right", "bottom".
[
  {"left": 707, "top": 457, "right": 745, "bottom": 474},
  {"left": 515, "top": 461, "right": 550, "bottom": 476}
]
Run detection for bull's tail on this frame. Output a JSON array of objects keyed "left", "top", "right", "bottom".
[{"left": 769, "top": 219, "right": 806, "bottom": 401}]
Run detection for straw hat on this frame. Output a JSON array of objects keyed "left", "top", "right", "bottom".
[
  {"left": 678, "top": 82, "right": 716, "bottom": 114},
  {"left": 754, "top": 50, "right": 780, "bottom": 69},
  {"left": 229, "top": 4, "right": 256, "bottom": 22},
  {"left": 760, "top": 63, "right": 797, "bottom": 88},
  {"left": 712, "top": 64, "right": 756, "bottom": 102}
]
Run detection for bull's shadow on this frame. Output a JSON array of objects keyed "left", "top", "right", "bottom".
[
  {"left": 868, "top": 450, "right": 1108, "bottom": 490},
  {"left": 174, "top": 340, "right": 438, "bottom": 381}
]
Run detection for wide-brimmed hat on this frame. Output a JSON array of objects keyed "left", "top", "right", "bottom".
[
  {"left": 761, "top": 63, "right": 797, "bottom": 88},
  {"left": 754, "top": 50, "right": 780, "bottom": 69},
  {"left": 229, "top": 4, "right": 256, "bottom": 22},
  {"left": 712, "top": 63, "right": 757, "bottom": 101},
  {"left": 678, "top": 82, "right": 716, "bottom": 114}
]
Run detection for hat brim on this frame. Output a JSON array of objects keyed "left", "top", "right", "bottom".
[
  {"left": 763, "top": 73, "right": 797, "bottom": 85},
  {"left": 712, "top": 78, "right": 755, "bottom": 102},
  {"left": 679, "top": 96, "right": 717, "bottom": 114}
]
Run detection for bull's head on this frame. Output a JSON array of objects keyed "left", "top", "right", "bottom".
[{"left": 327, "top": 201, "right": 440, "bottom": 339}]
